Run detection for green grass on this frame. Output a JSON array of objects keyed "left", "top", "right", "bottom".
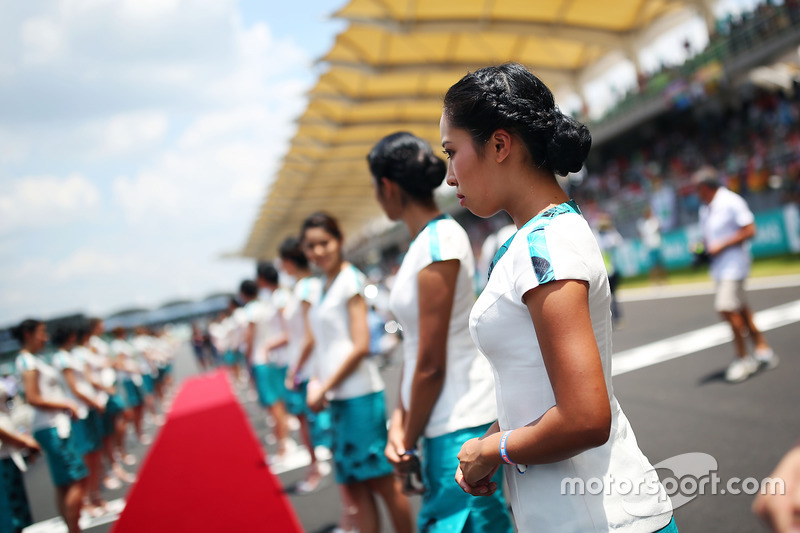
[{"left": 618, "top": 254, "right": 800, "bottom": 290}]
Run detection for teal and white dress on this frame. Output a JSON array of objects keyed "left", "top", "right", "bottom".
[
  {"left": 469, "top": 201, "right": 674, "bottom": 533},
  {"left": 16, "top": 351, "right": 87, "bottom": 487},
  {"left": 390, "top": 214, "right": 512, "bottom": 532},
  {"left": 308, "top": 264, "right": 392, "bottom": 484}
]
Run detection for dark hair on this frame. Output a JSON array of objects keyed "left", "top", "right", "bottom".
[
  {"left": 10, "top": 319, "right": 43, "bottom": 343},
  {"left": 300, "top": 212, "right": 343, "bottom": 242},
  {"left": 367, "top": 132, "right": 447, "bottom": 202},
  {"left": 239, "top": 279, "right": 258, "bottom": 298},
  {"left": 256, "top": 262, "right": 279, "bottom": 285},
  {"left": 112, "top": 326, "right": 127, "bottom": 338},
  {"left": 51, "top": 326, "right": 75, "bottom": 348},
  {"left": 443, "top": 63, "right": 591, "bottom": 176},
  {"left": 87, "top": 317, "right": 103, "bottom": 333},
  {"left": 279, "top": 236, "right": 309, "bottom": 269},
  {"left": 75, "top": 323, "right": 92, "bottom": 344}
]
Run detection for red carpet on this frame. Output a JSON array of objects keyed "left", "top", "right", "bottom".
[{"left": 113, "top": 370, "right": 302, "bottom": 533}]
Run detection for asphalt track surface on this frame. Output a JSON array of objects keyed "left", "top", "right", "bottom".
[{"left": 18, "top": 274, "right": 800, "bottom": 532}]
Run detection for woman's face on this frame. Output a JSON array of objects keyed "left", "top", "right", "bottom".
[
  {"left": 27, "top": 323, "right": 49, "bottom": 353},
  {"left": 303, "top": 227, "right": 342, "bottom": 275},
  {"left": 440, "top": 113, "right": 499, "bottom": 218}
]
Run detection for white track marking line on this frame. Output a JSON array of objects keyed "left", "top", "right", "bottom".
[{"left": 613, "top": 299, "right": 800, "bottom": 376}]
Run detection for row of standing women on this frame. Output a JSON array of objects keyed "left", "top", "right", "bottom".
[
  {"left": 248, "top": 64, "right": 679, "bottom": 532},
  {"left": 1, "top": 319, "right": 176, "bottom": 533}
]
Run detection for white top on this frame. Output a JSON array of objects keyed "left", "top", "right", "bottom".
[
  {"left": 88, "top": 335, "right": 117, "bottom": 388},
  {"left": 227, "top": 307, "right": 249, "bottom": 355},
  {"left": 267, "top": 288, "right": 291, "bottom": 367},
  {"left": 390, "top": 215, "right": 496, "bottom": 438},
  {"left": 209, "top": 320, "right": 230, "bottom": 353},
  {"left": 52, "top": 349, "right": 95, "bottom": 419},
  {"left": 73, "top": 345, "right": 109, "bottom": 407},
  {"left": 637, "top": 215, "right": 662, "bottom": 249},
  {"left": 308, "top": 264, "right": 384, "bottom": 400},
  {"left": 244, "top": 298, "right": 276, "bottom": 366},
  {"left": 132, "top": 334, "right": 157, "bottom": 376},
  {"left": 16, "top": 351, "right": 72, "bottom": 434},
  {"left": 0, "top": 378, "right": 20, "bottom": 459},
  {"left": 699, "top": 186, "right": 755, "bottom": 281},
  {"left": 469, "top": 202, "right": 672, "bottom": 533},
  {"left": 285, "top": 276, "right": 322, "bottom": 382},
  {"left": 110, "top": 338, "right": 141, "bottom": 385}
]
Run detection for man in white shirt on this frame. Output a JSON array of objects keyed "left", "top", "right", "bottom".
[{"left": 694, "top": 167, "right": 778, "bottom": 383}]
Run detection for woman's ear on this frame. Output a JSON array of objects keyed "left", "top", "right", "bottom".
[{"left": 492, "top": 129, "right": 512, "bottom": 163}]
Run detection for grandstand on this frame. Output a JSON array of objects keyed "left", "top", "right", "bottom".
[{"left": 240, "top": 0, "right": 800, "bottom": 280}]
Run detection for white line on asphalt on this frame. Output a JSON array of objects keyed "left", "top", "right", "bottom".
[{"left": 612, "top": 299, "right": 800, "bottom": 376}]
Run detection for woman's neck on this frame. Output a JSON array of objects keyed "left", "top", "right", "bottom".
[
  {"left": 505, "top": 171, "right": 569, "bottom": 228},
  {"left": 400, "top": 202, "right": 442, "bottom": 238},
  {"left": 324, "top": 259, "right": 346, "bottom": 280}
]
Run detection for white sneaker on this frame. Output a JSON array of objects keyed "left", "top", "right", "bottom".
[
  {"left": 725, "top": 356, "right": 758, "bottom": 383},
  {"left": 754, "top": 348, "right": 779, "bottom": 370}
]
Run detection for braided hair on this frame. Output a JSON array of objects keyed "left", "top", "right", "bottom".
[{"left": 443, "top": 63, "right": 591, "bottom": 176}]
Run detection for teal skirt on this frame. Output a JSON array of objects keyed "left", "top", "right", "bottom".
[
  {"left": 329, "top": 391, "right": 393, "bottom": 485},
  {"left": 34, "top": 427, "right": 88, "bottom": 487},
  {"left": 0, "top": 457, "right": 33, "bottom": 533},
  {"left": 252, "top": 364, "right": 287, "bottom": 407},
  {"left": 284, "top": 380, "right": 309, "bottom": 416},
  {"left": 142, "top": 373, "right": 155, "bottom": 394},
  {"left": 419, "top": 424, "right": 513, "bottom": 533},
  {"left": 121, "top": 378, "right": 143, "bottom": 408}
]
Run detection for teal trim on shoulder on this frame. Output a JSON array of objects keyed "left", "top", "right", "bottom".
[
  {"left": 429, "top": 220, "right": 442, "bottom": 262},
  {"left": 487, "top": 200, "right": 581, "bottom": 282},
  {"left": 17, "top": 354, "right": 32, "bottom": 371}
]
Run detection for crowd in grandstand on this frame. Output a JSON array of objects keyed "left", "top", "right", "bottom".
[{"left": 575, "top": 83, "right": 800, "bottom": 240}]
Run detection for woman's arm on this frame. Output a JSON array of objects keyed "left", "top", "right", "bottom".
[
  {"left": 21, "top": 370, "right": 78, "bottom": 416},
  {"left": 401, "top": 259, "right": 459, "bottom": 451},
  {"left": 307, "top": 294, "right": 370, "bottom": 410},
  {"left": 62, "top": 368, "right": 103, "bottom": 411},
  {"left": 458, "top": 279, "right": 612, "bottom": 487},
  {"left": 266, "top": 308, "right": 290, "bottom": 357},
  {"left": 287, "top": 301, "right": 316, "bottom": 388},
  {"left": 0, "top": 426, "right": 40, "bottom": 452}
]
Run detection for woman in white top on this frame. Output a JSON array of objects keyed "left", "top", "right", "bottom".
[
  {"left": 109, "top": 327, "right": 142, "bottom": 465},
  {"left": 54, "top": 326, "right": 107, "bottom": 516},
  {"left": 279, "top": 236, "right": 327, "bottom": 492},
  {"left": 441, "top": 63, "right": 676, "bottom": 533},
  {"left": 14, "top": 319, "right": 86, "bottom": 533},
  {"left": 301, "top": 212, "right": 412, "bottom": 533},
  {"left": 368, "top": 131, "right": 513, "bottom": 533},
  {"left": 0, "top": 372, "right": 40, "bottom": 533}
]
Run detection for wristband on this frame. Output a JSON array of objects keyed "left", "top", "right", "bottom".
[{"left": 499, "top": 430, "right": 527, "bottom": 474}]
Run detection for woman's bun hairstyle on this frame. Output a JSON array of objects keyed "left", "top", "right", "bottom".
[
  {"left": 443, "top": 63, "right": 591, "bottom": 176},
  {"left": 367, "top": 131, "right": 446, "bottom": 201},
  {"left": 10, "top": 318, "right": 43, "bottom": 343}
]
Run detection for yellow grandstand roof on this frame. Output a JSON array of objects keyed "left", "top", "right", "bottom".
[{"left": 241, "top": 0, "right": 695, "bottom": 259}]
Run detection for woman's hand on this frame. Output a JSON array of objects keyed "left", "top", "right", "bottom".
[
  {"left": 457, "top": 437, "right": 500, "bottom": 495},
  {"left": 455, "top": 464, "right": 498, "bottom": 497},
  {"left": 18, "top": 433, "right": 41, "bottom": 454},
  {"left": 385, "top": 419, "right": 413, "bottom": 474},
  {"left": 285, "top": 367, "right": 297, "bottom": 390},
  {"left": 306, "top": 380, "right": 328, "bottom": 413}
]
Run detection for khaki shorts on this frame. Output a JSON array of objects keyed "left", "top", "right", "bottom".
[{"left": 715, "top": 279, "right": 747, "bottom": 312}]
